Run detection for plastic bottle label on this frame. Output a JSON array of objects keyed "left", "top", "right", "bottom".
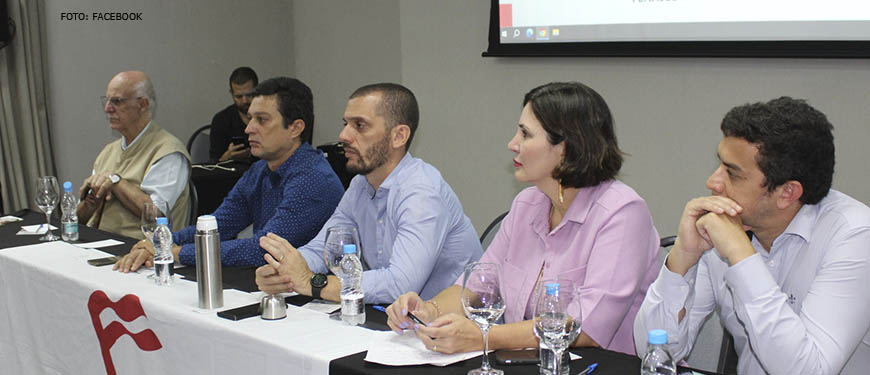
[{"left": 64, "top": 222, "right": 78, "bottom": 233}]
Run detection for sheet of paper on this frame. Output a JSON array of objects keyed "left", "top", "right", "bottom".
[
  {"left": 364, "top": 330, "right": 484, "bottom": 367},
  {"left": 302, "top": 299, "right": 341, "bottom": 314},
  {"left": 17, "top": 224, "right": 58, "bottom": 235},
  {"left": 73, "top": 239, "right": 125, "bottom": 248}
]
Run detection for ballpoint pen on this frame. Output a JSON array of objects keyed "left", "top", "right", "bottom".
[
  {"left": 372, "top": 305, "right": 427, "bottom": 326},
  {"left": 578, "top": 362, "right": 598, "bottom": 375}
]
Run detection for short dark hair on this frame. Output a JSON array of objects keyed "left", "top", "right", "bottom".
[
  {"left": 229, "top": 67, "right": 258, "bottom": 87},
  {"left": 721, "top": 96, "right": 834, "bottom": 204},
  {"left": 251, "top": 77, "right": 314, "bottom": 144},
  {"left": 523, "top": 82, "right": 623, "bottom": 188},
  {"left": 350, "top": 83, "right": 419, "bottom": 150}
]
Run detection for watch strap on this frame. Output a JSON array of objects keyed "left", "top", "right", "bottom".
[{"left": 310, "top": 273, "right": 327, "bottom": 300}]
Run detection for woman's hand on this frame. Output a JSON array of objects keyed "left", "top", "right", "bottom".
[
  {"left": 414, "top": 313, "right": 483, "bottom": 354},
  {"left": 386, "top": 292, "right": 434, "bottom": 334}
]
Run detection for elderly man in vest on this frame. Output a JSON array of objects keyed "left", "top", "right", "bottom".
[{"left": 77, "top": 71, "right": 191, "bottom": 239}]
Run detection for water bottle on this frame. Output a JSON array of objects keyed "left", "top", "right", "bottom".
[
  {"left": 194, "top": 215, "right": 223, "bottom": 309},
  {"left": 641, "top": 329, "right": 677, "bottom": 375},
  {"left": 339, "top": 244, "right": 365, "bottom": 325},
  {"left": 539, "top": 282, "right": 569, "bottom": 375},
  {"left": 60, "top": 181, "right": 79, "bottom": 242},
  {"left": 153, "top": 217, "right": 174, "bottom": 286}
]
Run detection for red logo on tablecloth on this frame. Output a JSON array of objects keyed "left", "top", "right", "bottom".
[{"left": 87, "top": 290, "right": 163, "bottom": 375}]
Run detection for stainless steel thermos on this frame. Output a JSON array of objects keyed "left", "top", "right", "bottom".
[{"left": 194, "top": 215, "right": 223, "bottom": 309}]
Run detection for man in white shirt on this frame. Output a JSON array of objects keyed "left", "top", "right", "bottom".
[
  {"left": 634, "top": 96, "right": 870, "bottom": 374},
  {"left": 77, "top": 71, "right": 191, "bottom": 238}
]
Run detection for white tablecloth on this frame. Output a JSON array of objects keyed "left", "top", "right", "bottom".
[{"left": 0, "top": 242, "right": 373, "bottom": 375}]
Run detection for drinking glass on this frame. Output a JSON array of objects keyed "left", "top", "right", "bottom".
[
  {"left": 141, "top": 200, "right": 169, "bottom": 241},
  {"left": 34, "top": 176, "right": 60, "bottom": 241},
  {"left": 533, "top": 279, "right": 582, "bottom": 375},
  {"left": 322, "top": 225, "right": 361, "bottom": 276},
  {"left": 461, "top": 262, "right": 505, "bottom": 375}
]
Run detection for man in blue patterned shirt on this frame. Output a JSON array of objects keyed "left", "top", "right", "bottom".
[
  {"left": 114, "top": 77, "right": 344, "bottom": 270},
  {"left": 254, "top": 83, "right": 483, "bottom": 304}
]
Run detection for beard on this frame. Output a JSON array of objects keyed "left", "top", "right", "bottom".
[{"left": 346, "top": 132, "right": 391, "bottom": 175}]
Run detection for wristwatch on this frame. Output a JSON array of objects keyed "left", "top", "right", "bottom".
[
  {"left": 310, "top": 273, "right": 328, "bottom": 300},
  {"left": 109, "top": 174, "right": 121, "bottom": 184}
]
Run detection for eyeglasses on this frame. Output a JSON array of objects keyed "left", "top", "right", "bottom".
[
  {"left": 232, "top": 93, "right": 254, "bottom": 100},
  {"left": 100, "top": 96, "right": 141, "bottom": 107}
]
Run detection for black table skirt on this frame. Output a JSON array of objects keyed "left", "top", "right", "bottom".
[{"left": 331, "top": 346, "right": 643, "bottom": 375}]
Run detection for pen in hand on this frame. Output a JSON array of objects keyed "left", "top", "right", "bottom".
[{"left": 373, "top": 305, "right": 427, "bottom": 327}]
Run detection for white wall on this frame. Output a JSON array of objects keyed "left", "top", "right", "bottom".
[{"left": 43, "top": 0, "right": 293, "bottom": 187}]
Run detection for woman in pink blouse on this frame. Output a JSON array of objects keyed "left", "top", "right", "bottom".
[{"left": 386, "top": 82, "right": 660, "bottom": 356}]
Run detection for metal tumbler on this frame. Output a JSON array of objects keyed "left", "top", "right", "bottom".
[{"left": 194, "top": 215, "right": 223, "bottom": 309}]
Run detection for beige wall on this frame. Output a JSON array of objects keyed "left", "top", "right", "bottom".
[
  {"left": 295, "top": 0, "right": 402, "bottom": 146},
  {"left": 43, "top": 0, "right": 294, "bottom": 187}
]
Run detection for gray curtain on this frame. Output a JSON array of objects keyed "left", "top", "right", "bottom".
[{"left": 0, "top": 0, "right": 55, "bottom": 214}]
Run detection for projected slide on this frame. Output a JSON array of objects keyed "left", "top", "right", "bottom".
[{"left": 498, "top": 0, "right": 870, "bottom": 43}]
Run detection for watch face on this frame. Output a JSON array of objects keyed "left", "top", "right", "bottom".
[
  {"left": 310, "top": 273, "right": 328, "bottom": 288},
  {"left": 110, "top": 174, "right": 120, "bottom": 183}
]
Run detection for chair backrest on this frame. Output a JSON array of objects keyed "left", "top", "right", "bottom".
[
  {"left": 188, "top": 180, "right": 198, "bottom": 227},
  {"left": 660, "top": 235, "right": 676, "bottom": 248},
  {"left": 187, "top": 124, "right": 211, "bottom": 164},
  {"left": 316, "top": 142, "right": 356, "bottom": 189},
  {"left": 480, "top": 211, "right": 509, "bottom": 250}
]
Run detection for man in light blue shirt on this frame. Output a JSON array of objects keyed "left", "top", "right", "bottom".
[
  {"left": 634, "top": 97, "right": 870, "bottom": 374},
  {"left": 254, "top": 83, "right": 482, "bottom": 304}
]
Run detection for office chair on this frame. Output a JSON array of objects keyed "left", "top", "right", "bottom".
[
  {"left": 187, "top": 125, "right": 211, "bottom": 164},
  {"left": 317, "top": 142, "right": 356, "bottom": 189},
  {"left": 188, "top": 180, "right": 199, "bottom": 226},
  {"left": 479, "top": 211, "right": 509, "bottom": 250}
]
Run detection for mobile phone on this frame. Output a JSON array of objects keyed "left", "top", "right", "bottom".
[
  {"left": 494, "top": 348, "right": 539, "bottom": 365},
  {"left": 217, "top": 302, "right": 261, "bottom": 321},
  {"left": 230, "top": 136, "right": 249, "bottom": 147},
  {"left": 87, "top": 256, "right": 120, "bottom": 267}
]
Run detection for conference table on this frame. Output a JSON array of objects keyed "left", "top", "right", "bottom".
[{"left": 0, "top": 210, "right": 718, "bottom": 375}]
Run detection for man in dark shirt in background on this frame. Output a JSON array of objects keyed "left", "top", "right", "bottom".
[{"left": 209, "top": 67, "right": 258, "bottom": 163}]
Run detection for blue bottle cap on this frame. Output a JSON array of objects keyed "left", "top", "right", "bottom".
[
  {"left": 648, "top": 329, "right": 668, "bottom": 345},
  {"left": 63, "top": 181, "right": 73, "bottom": 192},
  {"left": 343, "top": 244, "right": 357, "bottom": 254},
  {"left": 545, "top": 282, "right": 560, "bottom": 296},
  {"left": 156, "top": 217, "right": 168, "bottom": 225}
]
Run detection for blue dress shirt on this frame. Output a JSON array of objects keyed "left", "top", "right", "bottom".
[
  {"left": 297, "top": 153, "right": 483, "bottom": 304},
  {"left": 174, "top": 143, "right": 344, "bottom": 266}
]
